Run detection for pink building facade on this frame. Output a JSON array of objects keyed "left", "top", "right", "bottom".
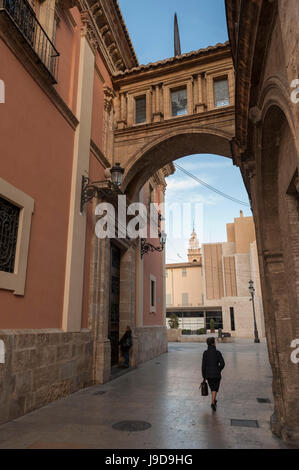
[{"left": 0, "top": 0, "right": 168, "bottom": 424}]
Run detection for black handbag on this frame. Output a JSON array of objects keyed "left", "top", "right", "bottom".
[{"left": 200, "top": 380, "right": 208, "bottom": 396}]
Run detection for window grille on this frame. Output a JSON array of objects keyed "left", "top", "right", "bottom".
[{"left": 0, "top": 196, "right": 20, "bottom": 273}]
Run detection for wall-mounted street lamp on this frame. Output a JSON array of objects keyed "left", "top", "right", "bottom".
[
  {"left": 141, "top": 231, "right": 167, "bottom": 259},
  {"left": 80, "top": 163, "right": 124, "bottom": 213},
  {"left": 249, "top": 280, "right": 260, "bottom": 344}
]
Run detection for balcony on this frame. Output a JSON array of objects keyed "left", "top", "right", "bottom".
[{"left": 0, "top": 0, "right": 59, "bottom": 83}]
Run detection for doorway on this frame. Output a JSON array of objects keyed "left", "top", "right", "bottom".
[{"left": 109, "top": 244, "right": 121, "bottom": 367}]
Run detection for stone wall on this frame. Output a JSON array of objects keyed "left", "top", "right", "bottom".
[
  {"left": 0, "top": 329, "right": 94, "bottom": 425},
  {"left": 135, "top": 326, "right": 168, "bottom": 364},
  {"left": 221, "top": 297, "right": 265, "bottom": 338},
  {"left": 167, "top": 328, "right": 181, "bottom": 342}
]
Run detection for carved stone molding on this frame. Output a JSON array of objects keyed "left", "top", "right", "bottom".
[
  {"left": 249, "top": 106, "right": 262, "bottom": 125},
  {"left": 80, "top": 10, "right": 97, "bottom": 52},
  {"left": 58, "top": 0, "right": 77, "bottom": 9},
  {"left": 84, "top": 0, "right": 138, "bottom": 73},
  {"left": 103, "top": 86, "right": 115, "bottom": 112}
]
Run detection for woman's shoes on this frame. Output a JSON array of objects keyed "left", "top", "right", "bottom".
[{"left": 211, "top": 403, "right": 217, "bottom": 411}]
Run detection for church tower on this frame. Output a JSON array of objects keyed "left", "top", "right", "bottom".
[{"left": 188, "top": 229, "right": 202, "bottom": 263}]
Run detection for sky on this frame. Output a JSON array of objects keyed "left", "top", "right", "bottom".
[{"left": 118, "top": 0, "right": 251, "bottom": 263}]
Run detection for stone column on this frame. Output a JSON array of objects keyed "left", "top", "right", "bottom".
[
  {"left": 200, "top": 72, "right": 208, "bottom": 111},
  {"left": 117, "top": 92, "right": 127, "bottom": 129},
  {"left": 153, "top": 84, "right": 163, "bottom": 122},
  {"left": 91, "top": 237, "right": 111, "bottom": 384}
]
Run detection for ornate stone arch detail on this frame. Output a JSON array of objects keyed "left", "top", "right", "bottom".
[{"left": 121, "top": 128, "right": 233, "bottom": 195}]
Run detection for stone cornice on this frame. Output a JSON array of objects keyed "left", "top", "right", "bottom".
[{"left": 80, "top": 0, "right": 138, "bottom": 73}]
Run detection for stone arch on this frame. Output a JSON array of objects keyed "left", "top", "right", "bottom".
[
  {"left": 255, "top": 101, "right": 299, "bottom": 441},
  {"left": 122, "top": 129, "right": 232, "bottom": 198}
]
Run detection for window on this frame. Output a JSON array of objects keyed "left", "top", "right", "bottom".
[
  {"left": 0, "top": 197, "right": 20, "bottom": 273},
  {"left": 182, "top": 293, "right": 189, "bottom": 306},
  {"left": 206, "top": 311, "right": 223, "bottom": 330},
  {"left": 165, "top": 270, "right": 168, "bottom": 278},
  {"left": 171, "top": 87, "right": 187, "bottom": 116},
  {"left": 214, "top": 78, "right": 230, "bottom": 107},
  {"left": 0, "top": 177, "right": 34, "bottom": 295},
  {"left": 166, "top": 293, "right": 172, "bottom": 305},
  {"left": 150, "top": 275, "right": 156, "bottom": 312},
  {"left": 135, "top": 95, "right": 146, "bottom": 124},
  {"left": 182, "top": 268, "right": 187, "bottom": 277},
  {"left": 230, "top": 307, "right": 236, "bottom": 331}
]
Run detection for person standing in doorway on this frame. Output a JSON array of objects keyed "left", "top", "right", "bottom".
[
  {"left": 202, "top": 337, "right": 225, "bottom": 411},
  {"left": 119, "top": 326, "right": 133, "bottom": 368}
]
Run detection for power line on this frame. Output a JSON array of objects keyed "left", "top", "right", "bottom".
[{"left": 174, "top": 163, "right": 250, "bottom": 207}]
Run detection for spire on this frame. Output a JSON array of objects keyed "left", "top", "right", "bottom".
[{"left": 174, "top": 13, "right": 181, "bottom": 56}]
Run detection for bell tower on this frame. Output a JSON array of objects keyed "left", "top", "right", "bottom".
[{"left": 188, "top": 229, "right": 202, "bottom": 263}]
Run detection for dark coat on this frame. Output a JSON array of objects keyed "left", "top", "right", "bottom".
[
  {"left": 119, "top": 331, "right": 132, "bottom": 351},
  {"left": 202, "top": 345, "right": 225, "bottom": 379}
]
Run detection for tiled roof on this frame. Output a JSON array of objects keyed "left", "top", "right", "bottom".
[{"left": 114, "top": 41, "right": 230, "bottom": 77}]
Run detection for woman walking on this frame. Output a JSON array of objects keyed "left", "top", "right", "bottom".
[
  {"left": 202, "top": 337, "right": 225, "bottom": 411},
  {"left": 119, "top": 326, "right": 133, "bottom": 368}
]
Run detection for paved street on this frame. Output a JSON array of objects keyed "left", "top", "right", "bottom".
[{"left": 0, "top": 340, "right": 290, "bottom": 449}]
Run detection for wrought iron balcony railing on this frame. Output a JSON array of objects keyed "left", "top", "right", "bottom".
[{"left": 0, "top": 0, "right": 59, "bottom": 83}]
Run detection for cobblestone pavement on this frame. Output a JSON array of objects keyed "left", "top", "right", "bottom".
[{"left": 0, "top": 340, "right": 292, "bottom": 449}]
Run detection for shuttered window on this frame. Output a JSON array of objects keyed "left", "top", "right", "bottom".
[
  {"left": 135, "top": 95, "right": 146, "bottom": 124},
  {"left": 214, "top": 78, "right": 230, "bottom": 107},
  {"left": 171, "top": 87, "right": 187, "bottom": 116}
]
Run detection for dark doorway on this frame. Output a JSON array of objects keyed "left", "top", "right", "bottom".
[{"left": 109, "top": 244, "right": 121, "bottom": 366}]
